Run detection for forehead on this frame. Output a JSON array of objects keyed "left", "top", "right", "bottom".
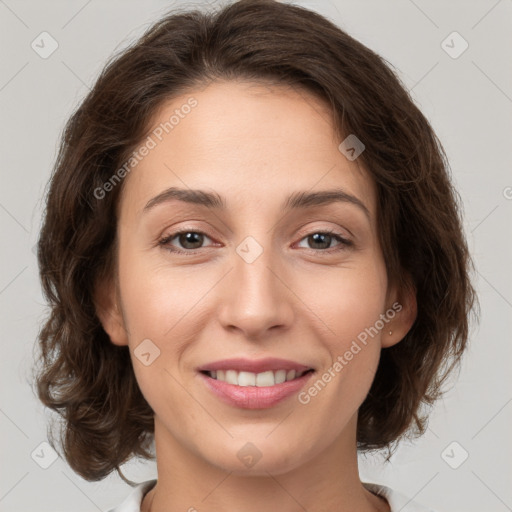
[{"left": 118, "top": 80, "right": 376, "bottom": 220}]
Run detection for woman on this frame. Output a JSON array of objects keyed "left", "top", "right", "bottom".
[{"left": 34, "top": 1, "right": 477, "bottom": 511}]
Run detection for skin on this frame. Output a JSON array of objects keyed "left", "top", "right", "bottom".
[{"left": 96, "top": 80, "right": 417, "bottom": 512}]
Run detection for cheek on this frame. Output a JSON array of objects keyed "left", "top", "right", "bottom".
[
  {"left": 117, "top": 248, "right": 224, "bottom": 402},
  {"left": 296, "top": 265, "right": 386, "bottom": 438},
  {"left": 118, "top": 246, "right": 200, "bottom": 338},
  {"left": 116, "top": 248, "right": 187, "bottom": 405},
  {"left": 299, "top": 260, "right": 387, "bottom": 396},
  {"left": 303, "top": 259, "right": 388, "bottom": 343}
]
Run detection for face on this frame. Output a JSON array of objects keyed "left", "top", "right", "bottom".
[{"left": 98, "top": 80, "right": 414, "bottom": 476}]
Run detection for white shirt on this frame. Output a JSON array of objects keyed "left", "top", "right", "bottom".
[{"left": 107, "top": 479, "right": 435, "bottom": 511}]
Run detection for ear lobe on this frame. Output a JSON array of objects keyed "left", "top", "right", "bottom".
[
  {"left": 382, "top": 280, "right": 417, "bottom": 349},
  {"left": 93, "top": 276, "right": 129, "bottom": 346}
]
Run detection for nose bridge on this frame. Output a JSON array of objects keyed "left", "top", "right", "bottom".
[{"left": 217, "top": 234, "right": 292, "bottom": 337}]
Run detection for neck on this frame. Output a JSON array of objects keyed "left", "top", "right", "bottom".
[{"left": 141, "top": 415, "right": 389, "bottom": 512}]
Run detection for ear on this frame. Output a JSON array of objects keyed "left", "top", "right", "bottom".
[
  {"left": 382, "top": 278, "right": 417, "bottom": 349},
  {"left": 93, "top": 274, "right": 129, "bottom": 346}
]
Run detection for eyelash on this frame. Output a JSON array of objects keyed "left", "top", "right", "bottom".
[{"left": 158, "top": 228, "right": 353, "bottom": 256}]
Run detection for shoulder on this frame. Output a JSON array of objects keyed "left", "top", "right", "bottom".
[
  {"left": 363, "top": 481, "right": 436, "bottom": 512},
  {"left": 106, "top": 479, "right": 157, "bottom": 512}
]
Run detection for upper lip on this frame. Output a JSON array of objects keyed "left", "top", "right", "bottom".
[{"left": 197, "top": 357, "right": 313, "bottom": 374}]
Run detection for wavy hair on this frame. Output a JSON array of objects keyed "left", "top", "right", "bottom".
[{"left": 33, "top": 0, "right": 478, "bottom": 483}]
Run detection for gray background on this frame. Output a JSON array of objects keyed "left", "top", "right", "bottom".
[{"left": 1, "top": 0, "right": 511, "bottom": 511}]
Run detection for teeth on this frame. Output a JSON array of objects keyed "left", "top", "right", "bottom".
[
  {"left": 274, "top": 369, "right": 287, "bottom": 384},
  {"left": 238, "top": 371, "right": 255, "bottom": 386},
  {"left": 286, "top": 369, "right": 296, "bottom": 381},
  {"left": 255, "top": 371, "right": 273, "bottom": 386},
  {"left": 225, "top": 370, "right": 238, "bottom": 385},
  {"left": 207, "top": 368, "right": 309, "bottom": 386}
]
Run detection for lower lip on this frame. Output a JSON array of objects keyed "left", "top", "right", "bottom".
[{"left": 198, "top": 371, "right": 314, "bottom": 409}]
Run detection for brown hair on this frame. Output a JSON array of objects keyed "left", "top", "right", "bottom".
[{"left": 33, "top": 0, "right": 478, "bottom": 483}]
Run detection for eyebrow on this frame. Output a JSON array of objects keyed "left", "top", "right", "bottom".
[{"left": 143, "top": 186, "right": 370, "bottom": 219}]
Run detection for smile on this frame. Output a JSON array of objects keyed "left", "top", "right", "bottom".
[
  {"left": 198, "top": 368, "right": 315, "bottom": 409},
  {"left": 202, "top": 368, "right": 313, "bottom": 387}
]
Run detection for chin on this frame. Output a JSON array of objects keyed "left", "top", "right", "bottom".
[{"left": 202, "top": 436, "right": 312, "bottom": 476}]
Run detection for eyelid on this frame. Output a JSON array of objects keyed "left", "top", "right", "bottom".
[
  {"left": 158, "top": 225, "right": 353, "bottom": 255},
  {"left": 158, "top": 228, "right": 217, "bottom": 252},
  {"left": 294, "top": 223, "right": 351, "bottom": 243},
  {"left": 294, "top": 229, "right": 353, "bottom": 252}
]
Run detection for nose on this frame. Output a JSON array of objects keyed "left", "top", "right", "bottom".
[{"left": 216, "top": 240, "right": 294, "bottom": 340}]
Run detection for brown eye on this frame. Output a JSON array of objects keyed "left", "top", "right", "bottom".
[
  {"left": 159, "top": 230, "right": 214, "bottom": 254},
  {"left": 297, "top": 230, "right": 352, "bottom": 251},
  {"left": 176, "top": 232, "right": 204, "bottom": 250}
]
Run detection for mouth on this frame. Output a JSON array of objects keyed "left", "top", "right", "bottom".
[
  {"left": 199, "top": 368, "right": 314, "bottom": 387},
  {"left": 196, "top": 357, "right": 316, "bottom": 409}
]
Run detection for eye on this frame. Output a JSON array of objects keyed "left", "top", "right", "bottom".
[
  {"left": 158, "top": 230, "right": 215, "bottom": 255},
  {"left": 296, "top": 230, "right": 352, "bottom": 252},
  {"left": 158, "top": 228, "right": 352, "bottom": 256}
]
